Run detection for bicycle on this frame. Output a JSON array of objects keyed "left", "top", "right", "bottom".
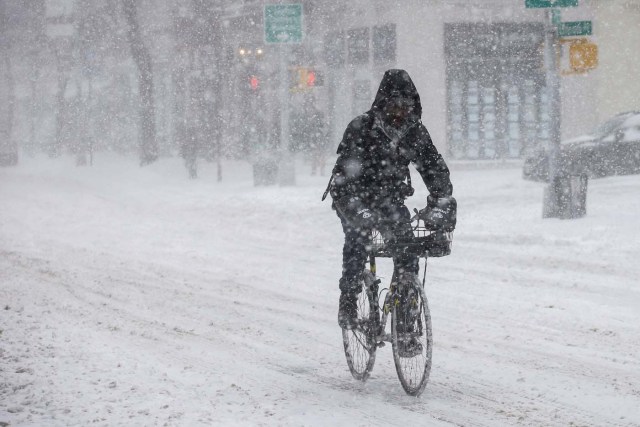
[{"left": 341, "top": 213, "right": 453, "bottom": 396}]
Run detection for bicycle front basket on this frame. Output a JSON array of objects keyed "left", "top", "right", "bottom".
[
  {"left": 370, "top": 228, "right": 453, "bottom": 258},
  {"left": 416, "top": 228, "right": 453, "bottom": 257}
]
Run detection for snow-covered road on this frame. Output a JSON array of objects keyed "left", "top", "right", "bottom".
[{"left": 1, "top": 156, "right": 639, "bottom": 426}]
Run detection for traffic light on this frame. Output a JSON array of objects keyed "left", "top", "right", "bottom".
[
  {"left": 306, "top": 70, "right": 316, "bottom": 86},
  {"left": 289, "top": 67, "right": 324, "bottom": 91},
  {"left": 249, "top": 75, "right": 259, "bottom": 90},
  {"left": 305, "top": 69, "right": 324, "bottom": 87}
]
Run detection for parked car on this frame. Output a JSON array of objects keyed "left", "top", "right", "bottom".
[{"left": 523, "top": 111, "right": 640, "bottom": 182}]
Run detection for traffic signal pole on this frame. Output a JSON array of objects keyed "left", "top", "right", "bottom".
[{"left": 278, "top": 44, "right": 295, "bottom": 186}]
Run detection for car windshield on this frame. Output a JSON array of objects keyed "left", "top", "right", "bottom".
[{"left": 590, "top": 114, "right": 634, "bottom": 138}]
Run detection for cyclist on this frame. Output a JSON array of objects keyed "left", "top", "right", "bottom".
[{"left": 324, "top": 69, "right": 456, "bottom": 351}]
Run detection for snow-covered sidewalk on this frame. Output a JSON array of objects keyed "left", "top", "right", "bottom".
[{"left": 1, "top": 155, "right": 639, "bottom": 426}]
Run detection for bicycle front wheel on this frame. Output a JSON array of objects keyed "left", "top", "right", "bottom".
[
  {"left": 342, "top": 270, "right": 379, "bottom": 381},
  {"left": 391, "top": 278, "right": 433, "bottom": 396}
]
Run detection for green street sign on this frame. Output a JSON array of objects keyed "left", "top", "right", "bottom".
[
  {"left": 264, "top": 4, "right": 303, "bottom": 44},
  {"left": 557, "top": 20, "right": 592, "bottom": 37},
  {"left": 525, "top": 0, "right": 577, "bottom": 8}
]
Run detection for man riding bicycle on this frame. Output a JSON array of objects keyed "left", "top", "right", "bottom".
[{"left": 325, "top": 69, "right": 456, "bottom": 340}]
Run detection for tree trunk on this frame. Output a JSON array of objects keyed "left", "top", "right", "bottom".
[
  {"left": 122, "top": 0, "right": 157, "bottom": 165},
  {"left": 211, "top": 8, "right": 225, "bottom": 182},
  {"left": 0, "top": 0, "right": 17, "bottom": 165},
  {"left": 192, "top": 0, "right": 225, "bottom": 181},
  {"left": 53, "top": 74, "right": 68, "bottom": 157}
]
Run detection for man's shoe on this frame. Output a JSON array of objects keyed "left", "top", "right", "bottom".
[
  {"left": 397, "top": 336, "right": 423, "bottom": 358},
  {"left": 338, "top": 292, "right": 358, "bottom": 330}
]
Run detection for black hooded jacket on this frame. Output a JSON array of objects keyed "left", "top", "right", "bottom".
[{"left": 330, "top": 69, "right": 452, "bottom": 206}]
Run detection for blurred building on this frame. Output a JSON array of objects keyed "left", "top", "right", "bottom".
[
  {"left": 315, "top": 0, "right": 640, "bottom": 162},
  {"left": 8, "top": 0, "right": 636, "bottom": 166}
]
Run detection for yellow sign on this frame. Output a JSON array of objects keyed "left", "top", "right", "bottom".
[
  {"left": 570, "top": 40, "right": 598, "bottom": 71},
  {"left": 559, "top": 38, "right": 598, "bottom": 75}
]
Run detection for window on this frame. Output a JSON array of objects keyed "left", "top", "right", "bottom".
[
  {"left": 373, "top": 24, "right": 396, "bottom": 65},
  {"left": 347, "top": 27, "right": 369, "bottom": 65},
  {"left": 324, "top": 30, "right": 345, "bottom": 67}
]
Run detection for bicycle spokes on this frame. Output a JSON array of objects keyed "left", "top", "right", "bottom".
[
  {"left": 342, "top": 268, "right": 432, "bottom": 396},
  {"left": 391, "top": 284, "right": 433, "bottom": 396},
  {"left": 341, "top": 271, "right": 379, "bottom": 381}
]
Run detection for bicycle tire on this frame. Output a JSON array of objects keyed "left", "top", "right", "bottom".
[
  {"left": 342, "top": 270, "right": 379, "bottom": 381},
  {"left": 390, "top": 276, "right": 433, "bottom": 396}
]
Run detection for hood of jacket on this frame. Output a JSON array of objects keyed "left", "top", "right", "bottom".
[{"left": 370, "top": 69, "right": 422, "bottom": 121}]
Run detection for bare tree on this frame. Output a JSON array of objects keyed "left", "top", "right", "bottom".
[
  {"left": 0, "top": 0, "right": 17, "bottom": 165},
  {"left": 121, "top": 0, "right": 158, "bottom": 165},
  {"left": 52, "top": 67, "right": 69, "bottom": 157}
]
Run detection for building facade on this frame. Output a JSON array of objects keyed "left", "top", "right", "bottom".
[{"left": 319, "top": 0, "right": 640, "bottom": 161}]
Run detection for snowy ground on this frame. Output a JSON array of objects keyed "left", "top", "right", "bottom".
[{"left": 1, "top": 154, "right": 639, "bottom": 427}]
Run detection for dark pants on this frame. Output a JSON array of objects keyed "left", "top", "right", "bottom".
[{"left": 337, "top": 200, "right": 418, "bottom": 293}]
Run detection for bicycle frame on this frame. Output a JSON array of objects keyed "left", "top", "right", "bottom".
[{"left": 364, "top": 253, "right": 425, "bottom": 346}]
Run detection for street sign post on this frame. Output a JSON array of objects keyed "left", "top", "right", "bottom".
[
  {"left": 264, "top": 4, "right": 303, "bottom": 185},
  {"left": 541, "top": 13, "right": 564, "bottom": 218},
  {"left": 557, "top": 21, "right": 592, "bottom": 37},
  {"left": 525, "top": 0, "right": 577, "bottom": 8},
  {"left": 525, "top": 0, "right": 590, "bottom": 218}
]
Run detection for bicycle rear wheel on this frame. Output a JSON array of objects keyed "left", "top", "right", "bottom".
[
  {"left": 342, "top": 270, "right": 379, "bottom": 381},
  {"left": 391, "top": 276, "right": 433, "bottom": 396}
]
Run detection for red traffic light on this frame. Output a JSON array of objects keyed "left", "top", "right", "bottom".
[
  {"left": 306, "top": 70, "right": 316, "bottom": 87},
  {"left": 249, "top": 75, "right": 259, "bottom": 90},
  {"left": 307, "top": 69, "right": 323, "bottom": 87}
]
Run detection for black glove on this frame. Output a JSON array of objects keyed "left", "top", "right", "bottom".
[
  {"left": 334, "top": 196, "right": 377, "bottom": 229},
  {"left": 419, "top": 195, "right": 457, "bottom": 231}
]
